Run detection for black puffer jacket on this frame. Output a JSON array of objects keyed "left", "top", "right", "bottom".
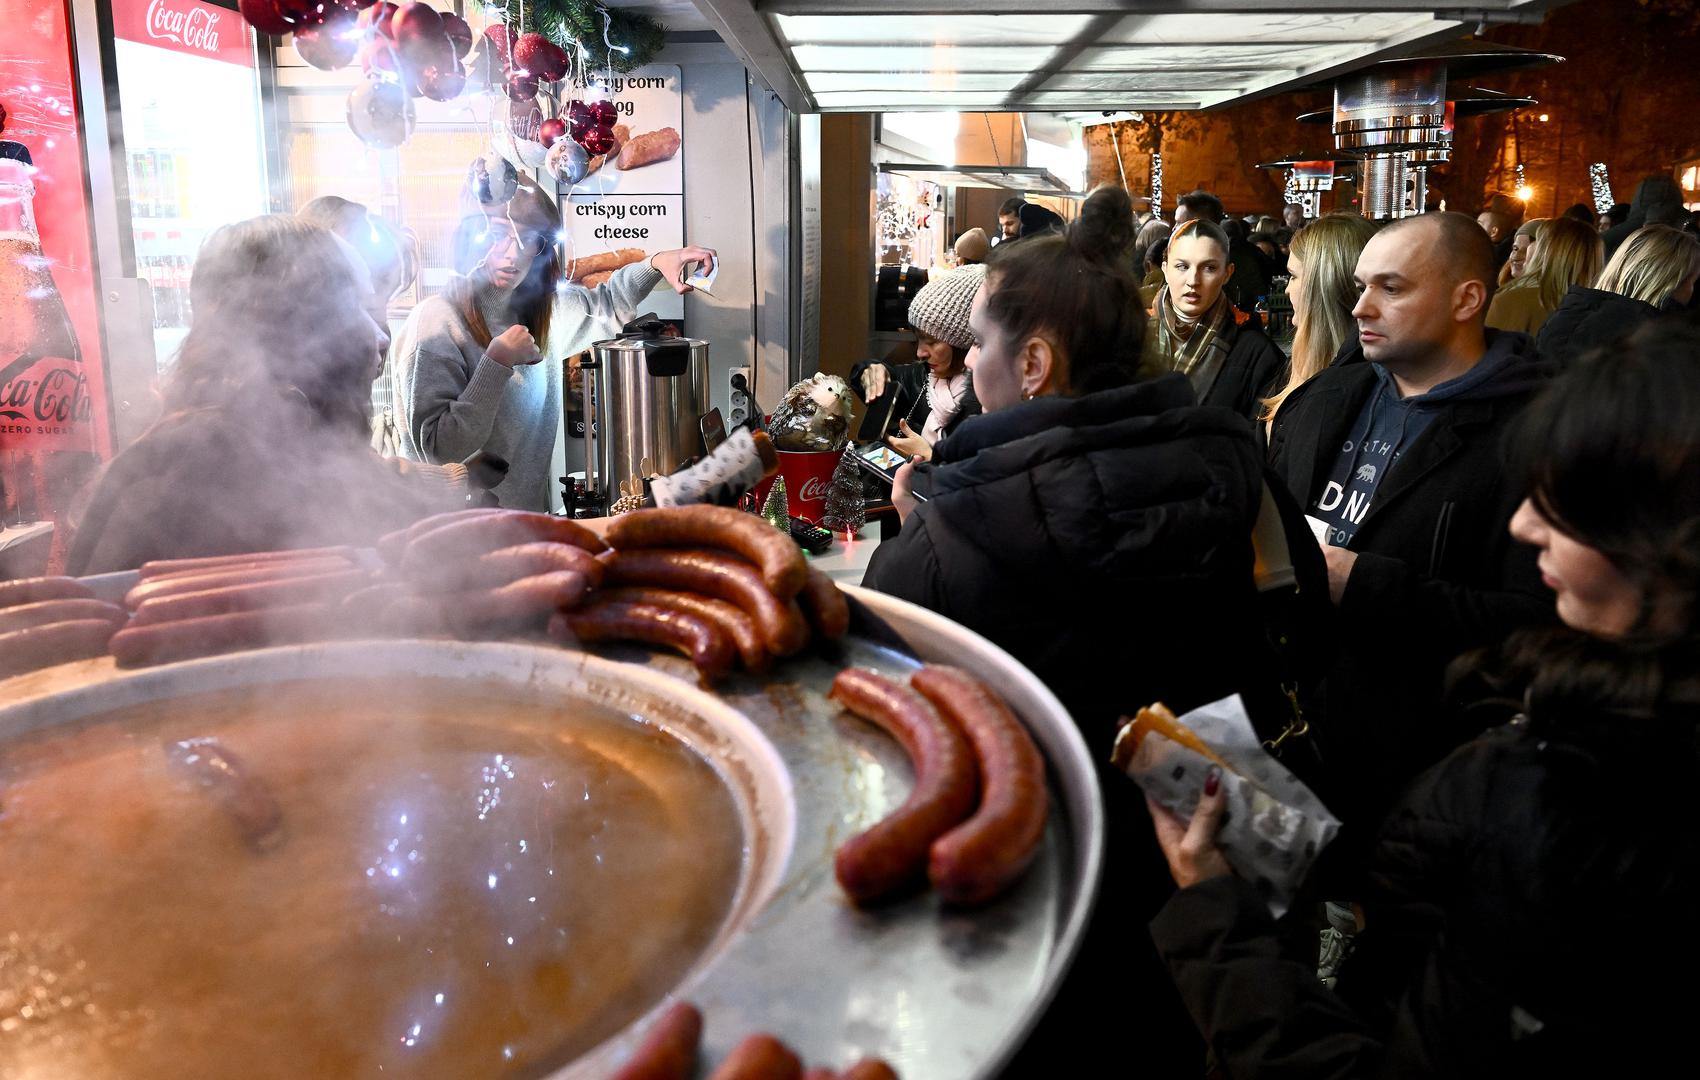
[
  {"left": 1535, "top": 285, "right": 1661, "bottom": 366},
  {"left": 865, "top": 374, "right": 1273, "bottom": 737},
  {"left": 866, "top": 374, "right": 1325, "bottom": 1077},
  {"left": 1150, "top": 703, "right": 1700, "bottom": 1078}
]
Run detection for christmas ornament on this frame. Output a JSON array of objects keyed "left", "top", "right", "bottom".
[
  {"left": 359, "top": 36, "right": 402, "bottom": 78},
  {"left": 293, "top": 6, "right": 360, "bottom": 71},
  {"left": 469, "top": 152, "right": 520, "bottom": 206},
  {"left": 761, "top": 477, "right": 790, "bottom": 533},
  {"left": 275, "top": 0, "right": 327, "bottom": 29},
  {"left": 482, "top": 23, "right": 513, "bottom": 66},
  {"left": 346, "top": 76, "right": 416, "bottom": 149},
  {"left": 363, "top": 1, "right": 399, "bottom": 37},
  {"left": 545, "top": 136, "right": 590, "bottom": 185},
  {"left": 576, "top": 123, "right": 615, "bottom": 156},
  {"left": 497, "top": 104, "right": 549, "bottom": 170},
  {"left": 537, "top": 117, "right": 567, "bottom": 149},
  {"left": 238, "top": 0, "right": 295, "bottom": 36},
  {"left": 820, "top": 452, "right": 866, "bottom": 537},
  {"left": 505, "top": 74, "right": 539, "bottom": 102},
  {"left": 416, "top": 60, "right": 466, "bottom": 102},
  {"left": 339, "top": 0, "right": 380, "bottom": 9},
  {"left": 511, "top": 32, "right": 567, "bottom": 82},
  {"left": 481, "top": 0, "right": 665, "bottom": 73},
  {"left": 439, "top": 11, "right": 474, "bottom": 57}
]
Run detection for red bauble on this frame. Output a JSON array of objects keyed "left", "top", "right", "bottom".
[
  {"left": 565, "top": 98, "right": 590, "bottom": 134},
  {"left": 238, "top": 0, "right": 295, "bottom": 35},
  {"left": 537, "top": 117, "right": 567, "bottom": 149},
  {"left": 293, "top": 7, "right": 359, "bottom": 70},
  {"left": 439, "top": 12, "right": 474, "bottom": 58},
  {"left": 483, "top": 24, "right": 513, "bottom": 66},
  {"left": 576, "top": 124, "right": 615, "bottom": 156},
  {"left": 362, "top": 1, "right": 398, "bottom": 37},
  {"left": 359, "top": 36, "right": 401, "bottom": 78},
  {"left": 504, "top": 74, "right": 539, "bottom": 102},
  {"left": 276, "top": 0, "right": 326, "bottom": 28},
  {"left": 510, "top": 32, "right": 565, "bottom": 80},
  {"left": 587, "top": 100, "right": 617, "bottom": 129},
  {"left": 416, "top": 60, "right": 466, "bottom": 102}
]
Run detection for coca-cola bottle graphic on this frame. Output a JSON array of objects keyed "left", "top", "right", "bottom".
[{"left": 0, "top": 150, "right": 97, "bottom": 528}]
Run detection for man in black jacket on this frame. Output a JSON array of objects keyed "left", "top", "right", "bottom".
[{"left": 1268, "top": 211, "right": 1556, "bottom": 842}]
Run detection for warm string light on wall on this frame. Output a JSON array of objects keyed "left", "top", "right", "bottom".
[
  {"left": 1283, "top": 168, "right": 1298, "bottom": 205},
  {"left": 1514, "top": 163, "right": 1531, "bottom": 202},
  {"left": 1150, "top": 152, "right": 1163, "bottom": 215},
  {"left": 1590, "top": 162, "right": 1614, "bottom": 214}
]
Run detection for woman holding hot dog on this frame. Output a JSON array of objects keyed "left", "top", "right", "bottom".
[
  {"left": 1146, "top": 322, "right": 1700, "bottom": 1076},
  {"left": 1142, "top": 217, "right": 1288, "bottom": 422},
  {"left": 391, "top": 162, "right": 713, "bottom": 512}
]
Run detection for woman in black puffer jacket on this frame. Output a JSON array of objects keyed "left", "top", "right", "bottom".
[
  {"left": 865, "top": 186, "right": 1329, "bottom": 1077},
  {"left": 1146, "top": 320, "right": 1700, "bottom": 1078}
]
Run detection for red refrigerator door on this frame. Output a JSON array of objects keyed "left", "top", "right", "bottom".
[{"left": 0, "top": 0, "right": 113, "bottom": 561}]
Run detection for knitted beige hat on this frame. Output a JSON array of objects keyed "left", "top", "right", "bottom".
[
  {"left": 953, "top": 227, "right": 990, "bottom": 264},
  {"left": 907, "top": 263, "right": 987, "bottom": 351}
]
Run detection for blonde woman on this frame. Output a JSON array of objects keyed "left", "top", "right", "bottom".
[
  {"left": 1496, "top": 217, "right": 1544, "bottom": 287},
  {"left": 1538, "top": 224, "right": 1700, "bottom": 365},
  {"left": 1259, "top": 212, "right": 1376, "bottom": 430},
  {"left": 1486, "top": 216, "right": 1603, "bottom": 336}
]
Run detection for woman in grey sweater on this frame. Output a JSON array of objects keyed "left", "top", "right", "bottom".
[{"left": 391, "top": 175, "right": 712, "bottom": 511}]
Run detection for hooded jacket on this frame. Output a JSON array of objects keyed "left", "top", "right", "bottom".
[
  {"left": 1267, "top": 331, "right": 1556, "bottom": 840},
  {"left": 1534, "top": 284, "right": 1662, "bottom": 366}
]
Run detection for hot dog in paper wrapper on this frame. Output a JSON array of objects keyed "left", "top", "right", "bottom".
[{"left": 1113, "top": 695, "right": 1340, "bottom": 917}]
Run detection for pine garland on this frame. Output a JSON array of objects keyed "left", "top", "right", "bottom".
[{"left": 488, "top": 0, "right": 666, "bottom": 72}]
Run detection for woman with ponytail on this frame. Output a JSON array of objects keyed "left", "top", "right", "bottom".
[
  {"left": 865, "top": 186, "right": 1306, "bottom": 1075},
  {"left": 1147, "top": 320, "right": 1700, "bottom": 1077}
]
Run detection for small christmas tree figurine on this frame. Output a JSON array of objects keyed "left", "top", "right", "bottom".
[
  {"left": 761, "top": 476, "right": 790, "bottom": 532},
  {"left": 821, "top": 452, "right": 867, "bottom": 537}
]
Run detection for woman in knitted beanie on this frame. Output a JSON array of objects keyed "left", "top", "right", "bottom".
[{"left": 849, "top": 264, "right": 984, "bottom": 462}]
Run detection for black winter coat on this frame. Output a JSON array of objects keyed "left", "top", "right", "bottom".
[
  {"left": 1267, "top": 337, "right": 1556, "bottom": 838},
  {"left": 1150, "top": 704, "right": 1700, "bottom": 1078},
  {"left": 866, "top": 374, "right": 1321, "bottom": 1076},
  {"left": 1201, "top": 316, "right": 1288, "bottom": 424},
  {"left": 865, "top": 374, "right": 1274, "bottom": 736},
  {"left": 1534, "top": 285, "right": 1661, "bottom": 366}
]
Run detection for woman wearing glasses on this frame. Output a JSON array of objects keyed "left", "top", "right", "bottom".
[{"left": 392, "top": 164, "right": 713, "bottom": 511}]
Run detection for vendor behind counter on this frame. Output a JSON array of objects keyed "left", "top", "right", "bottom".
[{"left": 66, "top": 215, "right": 457, "bottom": 575}]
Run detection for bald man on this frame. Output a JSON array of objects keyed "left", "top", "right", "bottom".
[{"left": 1266, "top": 212, "right": 1555, "bottom": 858}]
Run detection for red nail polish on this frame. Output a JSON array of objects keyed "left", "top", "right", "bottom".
[{"left": 1204, "top": 770, "right": 1220, "bottom": 797}]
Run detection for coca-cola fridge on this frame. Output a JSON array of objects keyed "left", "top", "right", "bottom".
[
  {"left": 108, "top": 0, "right": 269, "bottom": 369},
  {"left": 0, "top": 0, "right": 112, "bottom": 561}
]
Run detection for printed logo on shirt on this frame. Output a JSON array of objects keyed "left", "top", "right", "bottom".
[{"left": 1312, "top": 438, "right": 1400, "bottom": 548}]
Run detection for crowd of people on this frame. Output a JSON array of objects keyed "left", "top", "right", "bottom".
[
  {"left": 40, "top": 150, "right": 1700, "bottom": 1074},
  {"left": 850, "top": 179, "right": 1700, "bottom": 1074}
]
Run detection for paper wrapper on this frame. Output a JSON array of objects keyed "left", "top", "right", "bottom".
[
  {"left": 1113, "top": 695, "right": 1340, "bottom": 917},
  {"left": 768, "top": 373, "right": 854, "bottom": 453}
]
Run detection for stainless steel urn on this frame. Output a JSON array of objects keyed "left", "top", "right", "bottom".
[{"left": 582, "top": 326, "right": 711, "bottom": 505}]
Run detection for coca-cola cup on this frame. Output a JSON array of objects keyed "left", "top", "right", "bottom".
[{"left": 752, "top": 448, "right": 843, "bottom": 524}]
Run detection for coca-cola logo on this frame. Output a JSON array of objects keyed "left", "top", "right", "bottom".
[
  {"left": 1, "top": 363, "right": 92, "bottom": 426},
  {"left": 145, "top": 0, "right": 222, "bottom": 52},
  {"left": 798, "top": 477, "right": 832, "bottom": 502}
]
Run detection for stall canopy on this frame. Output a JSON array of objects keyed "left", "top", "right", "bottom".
[{"left": 679, "top": 0, "right": 1574, "bottom": 115}]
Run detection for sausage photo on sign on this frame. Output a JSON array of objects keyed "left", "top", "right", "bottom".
[
  {"left": 618, "top": 127, "right": 681, "bottom": 171},
  {"left": 569, "top": 247, "right": 648, "bottom": 283}
]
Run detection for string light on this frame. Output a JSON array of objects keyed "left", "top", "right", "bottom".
[
  {"left": 1283, "top": 168, "right": 1298, "bottom": 205},
  {"left": 1590, "top": 162, "right": 1614, "bottom": 214},
  {"left": 1514, "top": 163, "right": 1531, "bottom": 202},
  {"left": 1150, "top": 152, "right": 1163, "bottom": 216},
  {"left": 600, "top": 8, "right": 629, "bottom": 56}
]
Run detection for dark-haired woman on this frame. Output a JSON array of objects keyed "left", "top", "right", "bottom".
[
  {"left": 864, "top": 186, "right": 1314, "bottom": 1075},
  {"left": 391, "top": 173, "right": 712, "bottom": 511},
  {"left": 1146, "top": 320, "right": 1700, "bottom": 1077},
  {"left": 1143, "top": 218, "right": 1288, "bottom": 422},
  {"left": 66, "top": 216, "right": 452, "bottom": 574}
]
